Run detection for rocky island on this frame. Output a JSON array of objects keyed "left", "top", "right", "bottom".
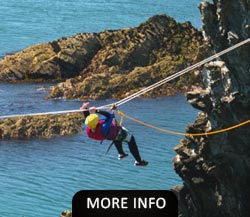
[{"left": 0, "top": 15, "right": 204, "bottom": 100}]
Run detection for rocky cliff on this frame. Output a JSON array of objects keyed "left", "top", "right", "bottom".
[{"left": 173, "top": 1, "right": 250, "bottom": 217}]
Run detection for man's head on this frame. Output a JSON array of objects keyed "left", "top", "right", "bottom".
[{"left": 85, "top": 114, "right": 99, "bottom": 129}]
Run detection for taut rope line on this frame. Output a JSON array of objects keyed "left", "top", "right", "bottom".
[
  {"left": 115, "top": 37, "right": 250, "bottom": 106},
  {"left": 0, "top": 105, "right": 111, "bottom": 119},
  {"left": 0, "top": 38, "right": 249, "bottom": 119},
  {"left": 117, "top": 110, "right": 250, "bottom": 137}
]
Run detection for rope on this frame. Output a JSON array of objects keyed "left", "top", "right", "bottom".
[
  {"left": 117, "top": 110, "right": 250, "bottom": 137},
  {"left": 115, "top": 37, "right": 250, "bottom": 106},
  {"left": 0, "top": 37, "right": 249, "bottom": 119},
  {"left": 0, "top": 104, "right": 112, "bottom": 119}
]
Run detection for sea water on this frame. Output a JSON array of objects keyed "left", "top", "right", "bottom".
[
  {"left": 0, "top": 0, "right": 202, "bottom": 56},
  {"left": 0, "top": 83, "right": 198, "bottom": 216},
  {"left": 0, "top": 0, "right": 201, "bottom": 216}
]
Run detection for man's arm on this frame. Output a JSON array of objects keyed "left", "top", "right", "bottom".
[
  {"left": 96, "top": 110, "right": 112, "bottom": 121},
  {"left": 97, "top": 110, "right": 114, "bottom": 137},
  {"left": 80, "top": 103, "right": 115, "bottom": 136},
  {"left": 80, "top": 102, "right": 90, "bottom": 118}
]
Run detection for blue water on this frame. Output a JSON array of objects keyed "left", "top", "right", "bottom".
[
  {"left": 0, "top": 83, "right": 198, "bottom": 216},
  {"left": 0, "top": 0, "right": 201, "bottom": 216},
  {"left": 0, "top": 0, "right": 202, "bottom": 56}
]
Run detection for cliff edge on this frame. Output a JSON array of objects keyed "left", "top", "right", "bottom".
[{"left": 173, "top": 1, "right": 250, "bottom": 217}]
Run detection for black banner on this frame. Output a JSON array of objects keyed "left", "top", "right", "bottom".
[{"left": 72, "top": 190, "right": 178, "bottom": 217}]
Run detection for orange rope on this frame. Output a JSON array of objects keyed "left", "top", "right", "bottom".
[{"left": 117, "top": 110, "right": 250, "bottom": 137}]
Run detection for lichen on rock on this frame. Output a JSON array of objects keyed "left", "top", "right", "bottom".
[{"left": 173, "top": 1, "right": 250, "bottom": 217}]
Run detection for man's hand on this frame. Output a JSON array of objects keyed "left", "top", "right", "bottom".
[
  {"left": 80, "top": 102, "right": 89, "bottom": 110},
  {"left": 89, "top": 107, "right": 97, "bottom": 113},
  {"left": 110, "top": 104, "right": 117, "bottom": 110}
]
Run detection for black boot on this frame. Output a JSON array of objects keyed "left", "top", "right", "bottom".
[{"left": 134, "top": 160, "right": 148, "bottom": 166}]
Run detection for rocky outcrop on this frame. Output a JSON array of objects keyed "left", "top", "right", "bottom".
[
  {"left": 0, "top": 15, "right": 205, "bottom": 99},
  {"left": 173, "top": 1, "right": 250, "bottom": 217},
  {"left": 0, "top": 113, "right": 84, "bottom": 140},
  {"left": 0, "top": 34, "right": 101, "bottom": 81},
  {"left": 48, "top": 15, "right": 204, "bottom": 99},
  {"left": 60, "top": 210, "right": 72, "bottom": 217}
]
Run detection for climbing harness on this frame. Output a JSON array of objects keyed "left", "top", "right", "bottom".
[
  {"left": 105, "top": 107, "right": 129, "bottom": 154},
  {"left": 0, "top": 38, "right": 250, "bottom": 137}
]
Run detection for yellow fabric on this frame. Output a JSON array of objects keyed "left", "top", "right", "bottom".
[{"left": 85, "top": 114, "right": 99, "bottom": 129}]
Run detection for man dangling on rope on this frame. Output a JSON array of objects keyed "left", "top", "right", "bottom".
[{"left": 80, "top": 102, "right": 148, "bottom": 166}]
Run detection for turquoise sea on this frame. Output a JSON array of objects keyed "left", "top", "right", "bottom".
[{"left": 0, "top": 0, "right": 201, "bottom": 216}]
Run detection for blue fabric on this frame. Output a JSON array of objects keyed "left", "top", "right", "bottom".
[{"left": 100, "top": 112, "right": 115, "bottom": 137}]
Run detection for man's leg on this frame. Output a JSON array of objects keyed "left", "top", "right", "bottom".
[
  {"left": 124, "top": 130, "right": 148, "bottom": 166},
  {"left": 114, "top": 141, "right": 128, "bottom": 160},
  {"left": 117, "top": 126, "right": 148, "bottom": 166}
]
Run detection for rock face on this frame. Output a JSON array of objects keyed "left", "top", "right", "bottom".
[
  {"left": 0, "top": 15, "right": 204, "bottom": 99},
  {"left": 0, "top": 34, "right": 101, "bottom": 81},
  {"left": 60, "top": 210, "right": 72, "bottom": 217},
  {"left": 0, "top": 113, "right": 84, "bottom": 140},
  {"left": 173, "top": 1, "right": 250, "bottom": 217}
]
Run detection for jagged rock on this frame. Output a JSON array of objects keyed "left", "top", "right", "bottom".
[
  {"left": 48, "top": 15, "right": 204, "bottom": 99},
  {"left": 173, "top": 1, "right": 250, "bottom": 217},
  {"left": 60, "top": 210, "right": 72, "bottom": 217},
  {"left": 0, "top": 15, "right": 206, "bottom": 99},
  {"left": 0, "top": 113, "right": 84, "bottom": 140},
  {"left": 0, "top": 34, "right": 101, "bottom": 81},
  {"left": 186, "top": 89, "right": 212, "bottom": 112}
]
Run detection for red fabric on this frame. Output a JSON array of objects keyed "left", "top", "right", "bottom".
[{"left": 86, "top": 120, "right": 118, "bottom": 140}]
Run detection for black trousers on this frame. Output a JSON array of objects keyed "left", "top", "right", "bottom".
[{"left": 114, "top": 135, "right": 142, "bottom": 162}]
